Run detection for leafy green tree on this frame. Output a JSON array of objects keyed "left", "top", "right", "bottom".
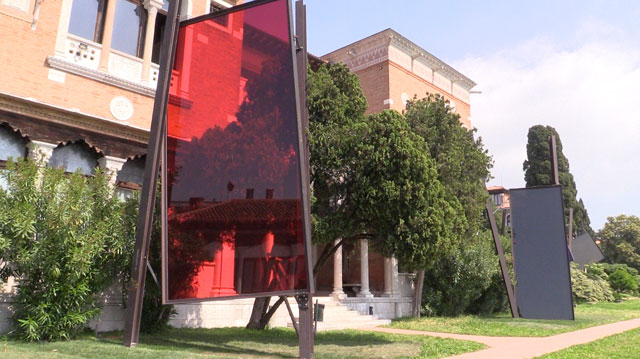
[
  {"left": 599, "top": 215, "right": 640, "bottom": 271},
  {"left": 0, "top": 158, "right": 133, "bottom": 341},
  {"left": 522, "top": 125, "right": 592, "bottom": 235},
  {"left": 309, "top": 65, "right": 462, "bottom": 272},
  {"left": 404, "top": 94, "right": 492, "bottom": 234},
  {"left": 403, "top": 94, "right": 498, "bottom": 316}
]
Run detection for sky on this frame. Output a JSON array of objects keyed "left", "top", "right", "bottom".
[{"left": 302, "top": 0, "right": 640, "bottom": 231}]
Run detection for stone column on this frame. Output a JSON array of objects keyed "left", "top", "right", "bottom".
[
  {"left": 331, "top": 240, "right": 346, "bottom": 300},
  {"left": 357, "top": 239, "right": 373, "bottom": 298},
  {"left": 98, "top": 156, "right": 126, "bottom": 186},
  {"left": 383, "top": 257, "right": 393, "bottom": 297},
  {"left": 98, "top": 0, "right": 118, "bottom": 71},
  {"left": 27, "top": 140, "right": 56, "bottom": 164},
  {"left": 141, "top": 0, "right": 162, "bottom": 83},
  {"left": 391, "top": 256, "right": 400, "bottom": 297}
]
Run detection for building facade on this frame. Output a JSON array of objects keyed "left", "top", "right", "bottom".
[
  {"left": 1, "top": 6, "right": 476, "bottom": 332},
  {"left": 322, "top": 28, "right": 475, "bottom": 129}
]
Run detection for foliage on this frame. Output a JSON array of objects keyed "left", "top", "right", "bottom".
[
  {"left": 420, "top": 230, "right": 508, "bottom": 317},
  {"left": 522, "top": 125, "right": 592, "bottom": 235},
  {"left": 599, "top": 215, "right": 640, "bottom": 271},
  {"left": 0, "top": 159, "right": 132, "bottom": 341},
  {"left": 404, "top": 94, "right": 492, "bottom": 235},
  {"left": 608, "top": 268, "right": 638, "bottom": 294},
  {"left": 308, "top": 64, "right": 462, "bottom": 271},
  {"left": 570, "top": 263, "right": 615, "bottom": 304}
]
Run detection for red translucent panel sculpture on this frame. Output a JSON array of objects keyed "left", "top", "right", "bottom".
[{"left": 164, "top": 0, "right": 307, "bottom": 302}]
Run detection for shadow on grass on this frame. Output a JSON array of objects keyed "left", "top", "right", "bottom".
[{"left": 97, "top": 327, "right": 399, "bottom": 358}]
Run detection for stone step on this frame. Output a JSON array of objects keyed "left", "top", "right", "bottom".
[{"left": 284, "top": 297, "right": 391, "bottom": 331}]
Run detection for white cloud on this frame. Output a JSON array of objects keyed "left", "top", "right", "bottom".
[{"left": 455, "top": 36, "right": 640, "bottom": 231}]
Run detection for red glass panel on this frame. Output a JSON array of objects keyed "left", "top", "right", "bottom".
[{"left": 165, "top": 0, "right": 307, "bottom": 301}]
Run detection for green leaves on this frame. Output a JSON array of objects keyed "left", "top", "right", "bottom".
[
  {"left": 0, "top": 158, "right": 134, "bottom": 341},
  {"left": 600, "top": 215, "right": 640, "bottom": 272},
  {"left": 522, "top": 125, "right": 592, "bottom": 235}
]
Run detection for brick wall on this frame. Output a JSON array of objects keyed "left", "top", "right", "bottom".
[{"left": 387, "top": 61, "right": 471, "bottom": 128}]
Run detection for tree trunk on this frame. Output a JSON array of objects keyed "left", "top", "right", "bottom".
[
  {"left": 246, "top": 296, "right": 288, "bottom": 330},
  {"left": 412, "top": 270, "right": 425, "bottom": 317},
  {"left": 246, "top": 297, "right": 271, "bottom": 329}
]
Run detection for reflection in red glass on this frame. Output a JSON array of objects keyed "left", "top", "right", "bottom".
[{"left": 165, "top": 0, "right": 307, "bottom": 301}]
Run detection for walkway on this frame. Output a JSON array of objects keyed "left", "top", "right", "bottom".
[{"left": 365, "top": 317, "right": 640, "bottom": 358}]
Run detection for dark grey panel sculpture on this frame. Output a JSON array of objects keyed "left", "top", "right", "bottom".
[
  {"left": 510, "top": 185, "right": 575, "bottom": 320},
  {"left": 571, "top": 232, "right": 604, "bottom": 268}
]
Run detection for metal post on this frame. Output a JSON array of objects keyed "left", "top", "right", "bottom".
[
  {"left": 549, "top": 135, "right": 560, "bottom": 185},
  {"left": 567, "top": 207, "right": 574, "bottom": 247},
  {"left": 294, "top": 2, "right": 313, "bottom": 359},
  {"left": 296, "top": 293, "right": 314, "bottom": 359},
  {"left": 486, "top": 198, "right": 519, "bottom": 318},
  {"left": 123, "top": 0, "right": 182, "bottom": 347}
]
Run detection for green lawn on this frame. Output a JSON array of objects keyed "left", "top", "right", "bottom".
[
  {"left": 388, "top": 299, "right": 640, "bottom": 337},
  {"left": 537, "top": 327, "right": 640, "bottom": 358},
  {"left": 0, "top": 327, "right": 484, "bottom": 359}
]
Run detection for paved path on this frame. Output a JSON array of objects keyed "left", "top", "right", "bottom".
[{"left": 364, "top": 317, "right": 640, "bottom": 358}]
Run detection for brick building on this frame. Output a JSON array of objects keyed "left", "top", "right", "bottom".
[{"left": 322, "top": 28, "right": 475, "bottom": 129}]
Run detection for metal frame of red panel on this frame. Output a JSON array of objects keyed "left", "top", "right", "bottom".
[{"left": 123, "top": 0, "right": 314, "bottom": 350}]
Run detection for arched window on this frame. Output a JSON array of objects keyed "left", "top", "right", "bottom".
[
  {"left": 0, "top": 123, "right": 28, "bottom": 165},
  {"left": 116, "top": 155, "right": 145, "bottom": 199},
  {"left": 48, "top": 141, "right": 100, "bottom": 176}
]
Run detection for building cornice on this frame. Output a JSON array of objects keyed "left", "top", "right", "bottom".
[
  {"left": 0, "top": 91, "right": 149, "bottom": 145},
  {"left": 322, "top": 28, "right": 476, "bottom": 91},
  {"left": 46, "top": 56, "right": 156, "bottom": 97},
  {"left": 385, "top": 29, "right": 475, "bottom": 90}
]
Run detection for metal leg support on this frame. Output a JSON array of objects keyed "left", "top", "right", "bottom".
[{"left": 295, "top": 293, "right": 314, "bottom": 359}]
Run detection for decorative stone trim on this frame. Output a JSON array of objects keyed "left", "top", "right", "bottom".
[
  {"left": 46, "top": 56, "right": 156, "bottom": 97},
  {"left": 0, "top": 91, "right": 149, "bottom": 145}
]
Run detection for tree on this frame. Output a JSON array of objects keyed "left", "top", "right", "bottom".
[
  {"left": 522, "top": 125, "right": 592, "bottom": 235},
  {"left": 404, "top": 94, "right": 495, "bottom": 316},
  {"left": 599, "top": 215, "right": 640, "bottom": 271},
  {"left": 404, "top": 94, "right": 492, "bottom": 234},
  {"left": 309, "top": 65, "right": 462, "bottom": 272}
]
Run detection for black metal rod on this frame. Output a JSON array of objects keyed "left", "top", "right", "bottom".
[
  {"left": 567, "top": 207, "right": 574, "bottom": 246},
  {"left": 123, "top": 0, "right": 182, "bottom": 347},
  {"left": 283, "top": 296, "right": 299, "bottom": 336},
  {"left": 549, "top": 135, "right": 559, "bottom": 185},
  {"left": 486, "top": 198, "right": 519, "bottom": 318}
]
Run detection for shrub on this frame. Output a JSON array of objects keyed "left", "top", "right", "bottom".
[
  {"left": 608, "top": 268, "right": 639, "bottom": 294},
  {"left": 421, "top": 230, "right": 507, "bottom": 316},
  {"left": 0, "top": 159, "right": 133, "bottom": 341},
  {"left": 571, "top": 263, "right": 615, "bottom": 303}
]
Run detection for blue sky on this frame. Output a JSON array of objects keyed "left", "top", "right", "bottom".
[{"left": 303, "top": 0, "right": 640, "bottom": 231}]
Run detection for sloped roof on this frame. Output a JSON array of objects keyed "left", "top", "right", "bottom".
[{"left": 171, "top": 199, "right": 300, "bottom": 226}]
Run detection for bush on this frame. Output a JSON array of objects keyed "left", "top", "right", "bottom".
[
  {"left": 608, "top": 268, "right": 639, "bottom": 294},
  {"left": 0, "top": 159, "right": 133, "bottom": 341},
  {"left": 571, "top": 263, "right": 615, "bottom": 303},
  {"left": 421, "top": 230, "right": 508, "bottom": 316},
  {"left": 120, "top": 189, "right": 175, "bottom": 334}
]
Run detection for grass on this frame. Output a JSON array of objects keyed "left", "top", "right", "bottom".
[
  {"left": 388, "top": 299, "right": 640, "bottom": 337},
  {"left": 537, "top": 327, "right": 640, "bottom": 358},
  {"left": 0, "top": 327, "right": 484, "bottom": 359}
]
